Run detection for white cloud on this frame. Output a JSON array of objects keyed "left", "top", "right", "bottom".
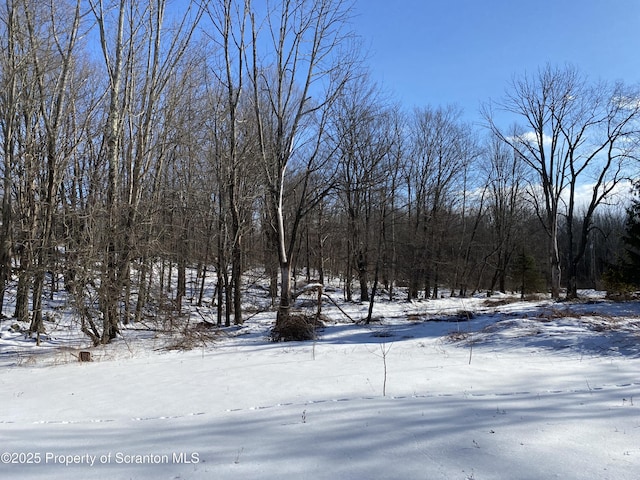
[
  {"left": 514, "top": 131, "right": 553, "bottom": 147},
  {"left": 564, "top": 180, "right": 633, "bottom": 212}
]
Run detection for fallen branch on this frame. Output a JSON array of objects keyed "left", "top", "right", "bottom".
[{"left": 322, "top": 293, "right": 355, "bottom": 323}]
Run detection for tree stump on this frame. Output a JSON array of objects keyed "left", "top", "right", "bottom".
[{"left": 79, "top": 351, "right": 92, "bottom": 362}]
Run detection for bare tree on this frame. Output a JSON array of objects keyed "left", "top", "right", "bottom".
[
  {"left": 203, "top": 0, "right": 253, "bottom": 324},
  {"left": 562, "top": 82, "right": 640, "bottom": 297},
  {"left": 89, "top": 0, "right": 203, "bottom": 343},
  {"left": 447, "top": 130, "right": 482, "bottom": 297},
  {"left": 25, "top": 0, "right": 83, "bottom": 337},
  {"left": 247, "top": 0, "right": 356, "bottom": 323},
  {"left": 0, "top": 1, "right": 84, "bottom": 339},
  {"left": 405, "top": 105, "right": 473, "bottom": 299},
  {"left": 0, "top": 0, "right": 21, "bottom": 317},
  {"left": 0, "top": 0, "right": 42, "bottom": 323},
  {"left": 483, "top": 131, "right": 528, "bottom": 294},
  {"left": 485, "top": 64, "right": 640, "bottom": 298},
  {"left": 331, "top": 73, "right": 395, "bottom": 302}
]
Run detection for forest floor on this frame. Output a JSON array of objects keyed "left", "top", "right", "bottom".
[{"left": 1, "top": 280, "right": 640, "bottom": 479}]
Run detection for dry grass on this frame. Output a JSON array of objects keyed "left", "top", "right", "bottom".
[{"left": 482, "top": 294, "right": 548, "bottom": 307}]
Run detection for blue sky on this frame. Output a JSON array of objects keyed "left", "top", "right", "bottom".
[{"left": 353, "top": 0, "right": 640, "bottom": 122}]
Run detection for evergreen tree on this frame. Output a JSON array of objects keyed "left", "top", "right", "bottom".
[
  {"left": 604, "top": 181, "right": 640, "bottom": 293},
  {"left": 511, "top": 249, "right": 545, "bottom": 298},
  {"left": 620, "top": 181, "right": 640, "bottom": 286}
]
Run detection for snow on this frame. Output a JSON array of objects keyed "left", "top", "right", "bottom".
[{"left": 1, "top": 287, "right": 640, "bottom": 479}]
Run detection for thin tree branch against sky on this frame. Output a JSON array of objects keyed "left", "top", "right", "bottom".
[{"left": 352, "top": 0, "right": 640, "bottom": 123}]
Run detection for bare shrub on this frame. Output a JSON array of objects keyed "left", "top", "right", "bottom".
[
  {"left": 605, "top": 290, "right": 640, "bottom": 302},
  {"left": 446, "top": 331, "right": 471, "bottom": 342},
  {"left": 482, "top": 298, "right": 517, "bottom": 307},
  {"left": 456, "top": 310, "right": 475, "bottom": 320},
  {"left": 163, "top": 322, "right": 220, "bottom": 351},
  {"left": 270, "top": 312, "right": 325, "bottom": 342}
]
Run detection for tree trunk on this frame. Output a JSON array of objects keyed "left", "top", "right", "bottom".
[
  {"left": 29, "top": 269, "right": 45, "bottom": 336},
  {"left": 549, "top": 231, "right": 562, "bottom": 299},
  {"left": 135, "top": 258, "right": 149, "bottom": 323},
  {"left": 198, "top": 263, "right": 207, "bottom": 307},
  {"left": 345, "top": 232, "right": 354, "bottom": 302},
  {"left": 177, "top": 257, "right": 186, "bottom": 313},
  {"left": 317, "top": 207, "right": 325, "bottom": 285},
  {"left": 277, "top": 262, "right": 292, "bottom": 324},
  {"left": 357, "top": 250, "right": 369, "bottom": 302},
  {"left": 224, "top": 268, "right": 231, "bottom": 327},
  {"left": 216, "top": 265, "right": 224, "bottom": 327},
  {"left": 15, "top": 249, "right": 31, "bottom": 323},
  {"left": 231, "top": 239, "right": 243, "bottom": 324}
]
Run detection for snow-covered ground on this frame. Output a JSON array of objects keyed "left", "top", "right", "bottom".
[{"left": 1, "top": 287, "right": 639, "bottom": 479}]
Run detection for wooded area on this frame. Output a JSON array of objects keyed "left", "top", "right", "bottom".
[{"left": 1, "top": 0, "right": 639, "bottom": 345}]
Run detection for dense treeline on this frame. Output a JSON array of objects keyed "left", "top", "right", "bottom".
[{"left": 0, "top": 0, "right": 638, "bottom": 344}]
